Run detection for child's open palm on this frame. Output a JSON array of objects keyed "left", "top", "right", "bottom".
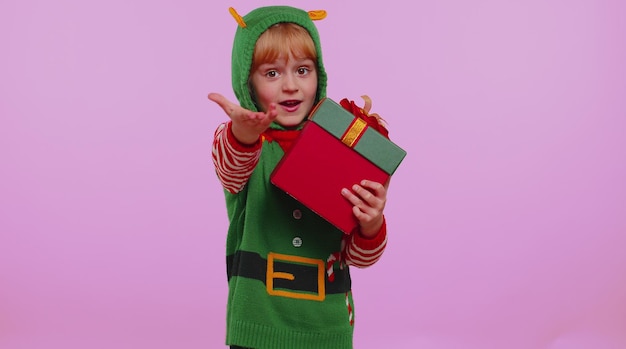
[{"left": 208, "top": 92, "right": 278, "bottom": 144}]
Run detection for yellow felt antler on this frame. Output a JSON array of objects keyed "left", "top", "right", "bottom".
[
  {"left": 229, "top": 7, "right": 246, "bottom": 28},
  {"left": 229, "top": 8, "right": 325, "bottom": 28},
  {"left": 308, "top": 10, "right": 327, "bottom": 20}
]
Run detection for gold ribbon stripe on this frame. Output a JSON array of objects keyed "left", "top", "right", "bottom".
[{"left": 341, "top": 118, "right": 368, "bottom": 148}]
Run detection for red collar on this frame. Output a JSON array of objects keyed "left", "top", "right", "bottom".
[{"left": 263, "top": 128, "right": 301, "bottom": 153}]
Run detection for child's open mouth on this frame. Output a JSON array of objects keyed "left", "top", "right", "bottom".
[{"left": 279, "top": 100, "right": 301, "bottom": 112}]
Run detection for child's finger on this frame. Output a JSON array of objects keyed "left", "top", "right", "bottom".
[
  {"left": 341, "top": 188, "right": 361, "bottom": 206},
  {"left": 208, "top": 93, "right": 237, "bottom": 117},
  {"left": 343, "top": 187, "right": 373, "bottom": 212},
  {"left": 351, "top": 183, "right": 385, "bottom": 212},
  {"left": 359, "top": 180, "right": 386, "bottom": 198},
  {"left": 352, "top": 184, "right": 375, "bottom": 203},
  {"left": 266, "top": 103, "right": 278, "bottom": 120},
  {"left": 249, "top": 104, "right": 277, "bottom": 126}
]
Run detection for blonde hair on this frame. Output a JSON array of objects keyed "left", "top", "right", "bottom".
[{"left": 251, "top": 23, "right": 317, "bottom": 72}]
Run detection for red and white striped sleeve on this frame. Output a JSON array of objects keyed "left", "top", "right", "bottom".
[
  {"left": 343, "top": 218, "right": 388, "bottom": 268},
  {"left": 212, "top": 121, "right": 262, "bottom": 194}
]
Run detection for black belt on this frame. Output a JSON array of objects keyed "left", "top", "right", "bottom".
[{"left": 227, "top": 250, "right": 351, "bottom": 299}]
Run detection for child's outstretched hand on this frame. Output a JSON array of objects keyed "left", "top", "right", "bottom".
[
  {"left": 341, "top": 179, "right": 388, "bottom": 238},
  {"left": 208, "top": 92, "right": 278, "bottom": 144}
]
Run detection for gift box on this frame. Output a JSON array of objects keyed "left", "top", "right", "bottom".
[{"left": 270, "top": 97, "right": 407, "bottom": 234}]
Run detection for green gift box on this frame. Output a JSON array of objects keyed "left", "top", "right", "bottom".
[{"left": 308, "top": 98, "right": 406, "bottom": 175}]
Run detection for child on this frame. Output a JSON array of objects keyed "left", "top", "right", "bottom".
[{"left": 208, "top": 6, "right": 391, "bottom": 349}]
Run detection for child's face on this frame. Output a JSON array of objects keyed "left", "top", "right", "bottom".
[{"left": 250, "top": 53, "right": 318, "bottom": 127}]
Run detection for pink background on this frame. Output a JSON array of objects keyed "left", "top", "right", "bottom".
[{"left": 1, "top": 0, "right": 625, "bottom": 348}]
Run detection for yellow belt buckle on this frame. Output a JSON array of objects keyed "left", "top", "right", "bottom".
[{"left": 266, "top": 252, "right": 326, "bottom": 301}]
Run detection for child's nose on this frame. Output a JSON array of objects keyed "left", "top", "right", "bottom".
[{"left": 282, "top": 74, "right": 298, "bottom": 92}]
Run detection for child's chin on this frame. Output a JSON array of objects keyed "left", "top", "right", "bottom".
[{"left": 275, "top": 115, "right": 306, "bottom": 128}]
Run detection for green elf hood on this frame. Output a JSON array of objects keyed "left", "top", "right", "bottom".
[{"left": 229, "top": 6, "right": 328, "bottom": 114}]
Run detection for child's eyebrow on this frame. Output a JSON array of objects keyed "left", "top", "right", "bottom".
[
  {"left": 256, "top": 62, "right": 279, "bottom": 69},
  {"left": 294, "top": 58, "right": 315, "bottom": 65},
  {"left": 257, "top": 58, "right": 314, "bottom": 68}
]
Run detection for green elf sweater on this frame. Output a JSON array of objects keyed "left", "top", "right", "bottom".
[
  {"left": 212, "top": 6, "right": 388, "bottom": 348},
  {"left": 221, "top": 125, "right": 357, "bottom": 348}
]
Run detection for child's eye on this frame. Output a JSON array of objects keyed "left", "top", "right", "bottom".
[
  {"left": 265, "top": 70, "right": 279, "bottom": 78},
  {"left": 296, "top": 67, "right": 310, "bottom": 75}
]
